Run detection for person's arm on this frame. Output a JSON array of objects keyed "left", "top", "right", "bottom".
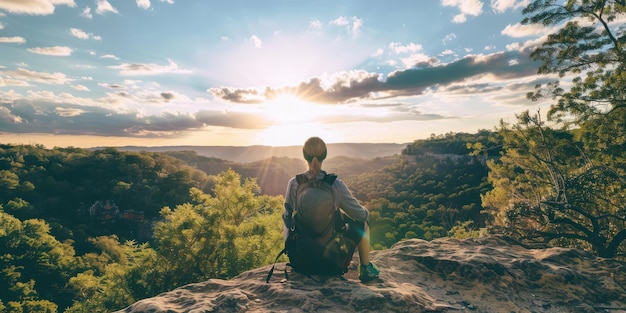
[
  {"left": 282, "top": 177, "right": 296, "bottom": 240},
  {"left": 334, "top": 179, "right": 369, "bottom": 222}
]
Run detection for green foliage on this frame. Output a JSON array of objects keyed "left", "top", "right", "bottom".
[
  {"left": 484, "top": 111, "right": 626, "bottom": 257},
  {"left": 153, "top": 169, "right": 283, "bottom": 283},
  {"left": 523, "top": 0, "right": 626, "bottom": 126},
  {"left": 403, "top": 130, "right": 500, "bottom": 157},
  {"left": 0, "top": 212, "right": 78, "bottom": 311},
  {"left": 0, "top": 145, "right": 287, "bottom": 312},
  {"left": 448, "top": 221, "right": 489, "bottom": 239},
  {"left": 481, "top": 0, "right": 626, "bottom": 258},
  {"left": 66, "top": 238, "right": 157, "bottom": 313},
  {"left": 3, "top": 198, "right": 36, "bottom": 220},
  {"left": 63, "top": 169, "right": 284, "bottom": 312},
  {"left": 349, "top": 133, "right": 494, "bottom": 248},
  {"left": 0, "top": 170, "right": 19, "bottom": 190},
  {"left": 0, "top": 145, "right": 211, "bottom": 247}
]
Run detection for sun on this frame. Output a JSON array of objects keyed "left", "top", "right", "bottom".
[
  {"left": 256, "top": 93, "right": 339, "bottom": 146},
  {"left": 264, "top": 93, "right": 315, "bottom": 124}
]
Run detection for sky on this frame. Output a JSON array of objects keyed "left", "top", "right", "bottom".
[{"left": 0, "top": 0, "right": 559, "bottom": 148}]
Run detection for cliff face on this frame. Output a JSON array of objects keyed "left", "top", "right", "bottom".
[{"left": 115, "top": 236, "right": 626, "bottom": 313}]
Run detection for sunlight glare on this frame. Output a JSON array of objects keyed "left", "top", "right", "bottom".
[
  {"left": 264, "top": 93, "right": 314, "bottom": 124},
  {"left": 256, "top": 122, "right": 339, "bottom": 147},
  {"left": 257, "top": 93, "right": 345, "bottom": 146}
]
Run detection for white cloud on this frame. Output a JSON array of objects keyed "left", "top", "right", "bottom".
[
  {"left": 309, "top": 19, "right": 323, "bottom": 31},
  {"left": 400, "top": 53, "right": 438, "bottom": 68},
  {"left": 0, "top": 76, "right": 31, "bottom": 87},
  {"left": 508, "top": 59, "right": 520, "bottom": 66},
  {"left": 109, "top": 59, "right": 191, "bottom": 76},
  {"left": 123, "top": 79, "right": 143, "bottom": 86},
  {"left": 330, "top": 16, "right": 349, "bottom": 26},
  {"left": 490, "top": 0, "right": 529, "bottom": 13},
  {"left": 249, "top": 35, "right": 262, "bottom": 48},
  {"left": 160, "top": 0, "right": 174, "bottom": 3},
  {"left": 440, "top": 49, "right": 454, "bottom": 56},
  {"left": 330, "top": 16, "right": 363, "bottom": 38},
  {"left": 441, "top": 0, "right": 483, "bottom": 24},
  {"left": 71, "top": 84, "right": 90, "bottom": 91},
  {"left": 55, "top": 107, "right": 86, "bottom": 117},
  {"left": 28, "top": 46, "right": 73, "bottom": 56},
  {"left": 0, "top": 106, "right": 25, "bottom": 123},
  {"left": 0, "top": 22, "right": 4, "bottom": 30},
  {"left": 389, "top": 42, "right": 423, "bottom": 54},
  {"left": 137, "top": 0, "right": 151, "bottom": 9},
  {"left": 371, "top": 48, "right": 384, "bottom": 57},
  {"left": 501, "top": 23, "right": 549, "bottom": 38},
  {"left": 4, "top": 68, "right": 73, "bottom": 84},
  {"left": 101, "top": 54, "right": 120, "bottom": 60},
  {"left": 452, "top": 14, "right": 467, "bottom": 23},
  {"left": 69, "top": 28, "right": 96, "bottom": 40},
  {"left": 351, "top": 17, "right": 363, "bottom": 38},
  {"left": 0, "top": 0, "right": 75, "bottom": 15},
  {"left": 505, "top": 37, "right": 544, "bottom": 52},
  {"left": 0, "top": 36, "right": 26, "bottom": 44},
  {"left": 96, "top": 0, "right": 118, "bottom": 15},
  {"left": 98, "top": 82, "right": 127, "bottom": 89},
  {"left": 80, "top": 6, "right": 92, "bottom": 19},
  {"left": 443, "top": 33, "right": 457, "bottom": 45}
]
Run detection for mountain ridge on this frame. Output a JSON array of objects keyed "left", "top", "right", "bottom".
[{"left": 97, "top": 143, "right": 407, "bottom": 163}]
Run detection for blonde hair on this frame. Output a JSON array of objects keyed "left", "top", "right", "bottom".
[{"left": 303, "top": 137, "right": 327, "bottom": 176}]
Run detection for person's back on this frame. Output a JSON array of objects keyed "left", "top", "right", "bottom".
[
  {"left": 284, "top": 171, "right": 356, "bottom": 276},
  {"left": 282, "top": 137, "right": 380, "bottom": 282}
]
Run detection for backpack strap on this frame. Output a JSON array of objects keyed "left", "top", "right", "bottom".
[
  {"left": 296, "top": 172, "right": 337, "bottom": 185},
  {"left": 295, "top": 173, "right": 309, "bottom": 185},
  {"left": 323, "top": 173, "right": 337, "bottom": 185},
  {"left": 265, "top": 247, "right": 287, "bottom": 283}
]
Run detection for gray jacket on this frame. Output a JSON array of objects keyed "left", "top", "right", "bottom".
[{"left": 282, "top": 170, "right": 369, "bottom": 233}]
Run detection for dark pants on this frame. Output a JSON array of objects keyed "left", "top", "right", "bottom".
[{"left": 342, "top": 213, "right": 366, "bottom": 244}]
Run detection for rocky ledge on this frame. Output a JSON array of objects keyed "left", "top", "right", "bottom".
[{"left": 115, "top": 236, "right": 626, "bottom": 313}]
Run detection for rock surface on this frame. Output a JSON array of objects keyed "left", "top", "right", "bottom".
[{"left": 115, "top": 236, "right": 626, "bottom": 313}]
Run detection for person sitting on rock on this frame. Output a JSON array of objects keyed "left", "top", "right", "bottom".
[{"left": 282, "top": 136, "right": 380, "bottom": 282}]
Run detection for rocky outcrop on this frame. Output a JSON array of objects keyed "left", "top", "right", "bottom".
[{"left": 115, "top": 236, "right": 626, "bottom": 313}]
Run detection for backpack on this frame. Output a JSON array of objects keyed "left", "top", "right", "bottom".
[{"left": 265, "top": 173, "right": 357, "bottom": 282}]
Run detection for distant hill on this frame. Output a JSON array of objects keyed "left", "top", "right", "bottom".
[
  {"left": 104, "top": 143, "right": 407, "bottom": 163},
  {"left": 159, "top": 151, "right": 400, "bottom": 196}
]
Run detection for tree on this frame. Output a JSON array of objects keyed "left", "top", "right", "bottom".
[
  {"left": 524, "top": 0, "right": 626, "bottom": 124},
  {"left": 0, "top": 211, "right": 77, "bottom": 311},
  {"left": 65, "top": 238, "right": 158, "bottom": 313},
  {"left": 524, "top": 0, "right": 626, "bottom": 174},
  {"left": 152, "top": 169, "right": 284, "bottom": 288},
  {"left": 483, "top": 111, "right": 626, "bottom": 257},
  {"left": 523, "top": 0, "right": 626, "bottom": 168},
  {"left": 482, "top": 0, "right": 626, "bottom": 258}
]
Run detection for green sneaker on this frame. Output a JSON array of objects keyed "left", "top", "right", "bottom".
[{"left": 359, "top": 262, "right": 380, "bottom": 282}]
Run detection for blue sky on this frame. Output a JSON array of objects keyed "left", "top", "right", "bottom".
[{"left": 0, "top": 0, "right": 557, "bottom": 148}]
